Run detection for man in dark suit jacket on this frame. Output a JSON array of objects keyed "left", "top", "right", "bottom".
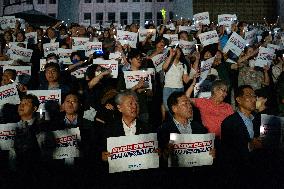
[
  {"left": 157, "top": 91, "right": 213, "bottom": 188},
  {"left": 221, "top": 85, "right": 262, "bottom": 188}
]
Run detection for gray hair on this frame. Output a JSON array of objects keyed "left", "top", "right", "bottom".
[
  {"left": 211, "top": 80, "right": 228, "bottom": 95},
  {"left": 115, "top": 90, "right": 138, "bottom": 105}
]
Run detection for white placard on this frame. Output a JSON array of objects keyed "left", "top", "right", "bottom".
[
  {"left": 267, "top": 44, "right": 281, "bottom": 51},
  {"left": 179, "top": 26, "right": 192, "bottom": 33},
  {"left": 27, "top": 90, "right": 61, "bottom": 112},
  {"left": 223, "top": 32, "right": 246, "bottom": 56},
  {"left": 25, "top": 32, "right": 37, "bottom": 44},
  {"left": 3, "top": 66, "right": 31, "bottom": 76},
  {"left": 93, "top": 59, "right": 119, "bottom": 78},
  {"left": 109, "top": 52, "right": 122, "bottom": 60},
  {"left": 0, "top": 16, "right": 16, "bottom": 29},
  {"left": 0, "top": 123, "right": 17, "bottom": 151},
  {"left": 71, "top": 67, "right": 88, "bottom": 79},
  {"left": 43, "top": 42, "right": 59, "bottom": 57},
  {"left": 245, "top": 29, "right": 257, "bottom": 45},
  {"left": 107, "top": 133, "right": 159, "bottom": 173},
  {"left": 169, "top": 133, "right": 215, "bottom": 167},
  {"left": 194, "top": 57, "right": 215, "bottom": 97},
  {"left": 193, "top": 12, "right": 210, "bottom": 25},
  {"left": 0, "top": 84, "right": 20, "bottom": 108},
  {"left": 58, "top": 48, "right": 73, "bottom": 65},
  {"left": 37, "top": 128, "right": 81, "bottom": 159},
  {"left": 117, "top": 30, "right": 138, "bottom": 48},
  {"left": 163, "top": 34, "right": 179, "bottom": 45},
  {"left": 72, "top": 37, "right": 89, "bottom": 51},
  {"left": 138, "top": 29, "right": 156, "bottom": 42},
  {"left": 9, "top": 45, "right": 33, "bottom": 62},
  {"left": 179, "top": 40, "right": 196, "bottom": 55},
  {"left": 9, "top": 42, "right": 28, "bottom": 48},
  {"left": 217, "top": 14, "right": 237, "bottom": 27},
  {"left": 0, "top": 60, "right": 14, "bottom": 66},
  {"left": 84, "top": 42, "right": 103, "bottom": 57},
  {"left": 198, "top": 30, "right": 219, "bottom": 47},
  {"left": 255, "top": 47, "right": 275, "bottom": 68},
  {"left": 124, "top": 70, "right": 152, "bottom": 90},
  {"left": 151, "top": 49, "right": 169, "bottom": 72},
  {"left": 40, "top": 59, "right": 47, "bottom": 71}
]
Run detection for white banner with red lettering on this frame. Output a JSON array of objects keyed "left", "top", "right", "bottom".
[
  {"left": 193, "top": 12, "right": 210, "bottom": 25},
  {"left": 107, "top": 133, "right": 159, "bottom": 173},
  {"left": 223, "top": 32, "right": 246, "bottom": 56},
  {"left": 93, "top": 59, "right": 119, "bottom": 78},
  {"left": 217, "top": 14, "right": 237, "bottom": 27},
  {"left": 169, "top": 133, "right": 215, "bottom": 167},
  {"left": 124, "top": 70, "right": 152, "bottom": 90},
  {"left": 163, "top": 34, "right": 179, "bottom": 46},
  {"left": 3, "top": 66, "right": 31, "bottom": 76},
  {"left": 72, "top": 37, "right": 89, "bottom": 51},
  {"left": 71, "top": 67, "right": 88, "bottom": 79},
  {"left": 43, "top": 42, "right": 59, "bottom": 57},
  {"left": 0, "top": 123, "right": 17, "bottom": 151},
  {"left": 84, "top": 42, "right": 103, "bottom": 57},
  {"left": 198, "top": 30, "right": 219, "bottom": 47},
  {"left": 0, "top": 84, "right": 20, "bottom": 108},
  {"left": 255, "top": 47, "right": 275, "bottom": 68},
  {"left": 27, "top": 90, "right": 61, "bottom": 112},
  {"left": 151, "top": 49, "right": 169, "bottom": 72},
  {"left": 117, "top": 30, "right": 138, "bottom": 48}
]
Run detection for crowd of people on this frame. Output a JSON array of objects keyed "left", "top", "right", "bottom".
[{"left": 0, "top": 14, "right": 284, "bottom": 188}]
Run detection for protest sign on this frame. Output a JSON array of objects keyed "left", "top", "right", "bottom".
[
  {"left": 267, "top": 44, "right": 281, "bottom": 51},
  {"left": 0, "top": 60, "right": 14, "bottom": 66},
  {"left": 9, "top": 42, "right": 28, "bottom": 48},
  {"left": 72, "top": 37, "right": 89, "bottom": 51},
  {"left": 0, "top": 123, "right": 17, "bottom": 151},
  {"left": 217, "top": 14, "right": 237, "bottom": 27},
  {"left": 260, "top": 114, "right": 284, "bottom": 148},
  {"left": 117, "top": 30, "right": 138, "bottom": 48},
  {"left": 0, "top": 84, "right": 20, "bottom": 109},
  {"left": 194, "top": 12, "right": 210, "bottom": 25},
  {"left": 194, "top": 57, "right": 215, "bottom": 97},
  {"left": 245, "top": 29, "right": 257, "bottom": 45},
  {"left": 107, "top": 133, "right": 159, "bottom": 173},
  {"left": 179, "top": 26, "right": 192, "bottom": 33},
  {"left": 179, "top": 40, "right": 196, "bottom": 55},
  {"left": 223, "top": 32, "right": 246, "bottom": 56},
  {"left": 58, "top": 48, "right": 73, "bottom": 65},
  {"left": 37, "top": 128, "right": 81, "bottom": 159},
  {"left": 255, "top": 47, "right": 275, "bottom": 67},
  {"left": 93, "top": 59, "right": 118, "bottom": 78},
  {"left": 71, "top": 67, "right": 88, "bottom": 79},
  {"left": 25, "top": 32, "right": 37, "bottom": 44},
  {"left": 151, "top": 49, "right": 169, "bottom": 72},
  {"left": 3, "top": 66, "right": 31, "bottom": 76},
  {"left": 124, "top": 70, "right": 152, "bottom": 90},
  {"left": 40, "top": 59, "right": 47, "bottom": 71},
  {"left": 43, "top": 42, "right": 59, "bottom": 57},
  {"left": 138, "top": 29, "right": 156, "bottom": 42},
  {"left": 9, "top": 45, "right": 33, "bottom": 62},
  {"left": 198, "top": 30, "right": 219, "bottom": 47},
  {"left": 169, "top": 133, "right": 215, "bottom": 167},
  {"left": 27, "top": 90, "right": 61, "bottom": 112},
  {"left": 109, "top": 52, "right": 122, "bottom": 60},
  {"left": 0, "top": 16, "right": 16, "bottom": 29},
  {"left": 84, "top": 42, "right": 103, "bottom": 57},
  {"left": 163, "top": 34, "right": 179, "bottom": 46}
]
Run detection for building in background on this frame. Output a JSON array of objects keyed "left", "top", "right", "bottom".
[
  {"left": 1, "top": 0, "right": 282, "bottom": 26},
  {"left": 192, "top": 0, "right": 278, "bottom": 24}
]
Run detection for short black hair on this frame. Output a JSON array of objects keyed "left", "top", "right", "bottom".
[
  {"left": 21, "top": 94, "right": 40, "bottom": 111},
  {"left": 154, "top": 36, "right": 169, "bottom": 46},
  {"left": 4, "top": 69, "right": 17, "bottom": 81},
  {"left": 235, "top": 85, "right": 253, "bottom": 99},
  {"left": 44, "top": 62, "right": 60, "bottom": 73},
  {"left": 167, "top": 91, "right": 185, "bottom": 115},
  {"left": 70, "top": 51, "right": 81, "bottom": 61},
  {"left": 127, "top": 49, "right": 141, "bottom": 62}
]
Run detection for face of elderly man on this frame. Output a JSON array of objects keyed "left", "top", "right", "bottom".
[
  {"left": 117, "top": 95, "right": 138, "bottom": 119},
  {"left": 172, "top": 95, "right": 193, "bottom": 120}
]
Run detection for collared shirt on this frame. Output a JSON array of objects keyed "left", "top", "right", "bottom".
[
  {"left": 173, "top": 118, "right": 192, "bottom": 134},
  {"left": 237, "top": 110, "right": 254, "bottom": 139},
  {"left": 17, "top": 118, "right": 35, "bottom": 128},
  {"left": 64, "top": 116, "right": 78, "bottom": 126},
  {"left": 122, "top": 119, "right": 136, "bottom": 136}
]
